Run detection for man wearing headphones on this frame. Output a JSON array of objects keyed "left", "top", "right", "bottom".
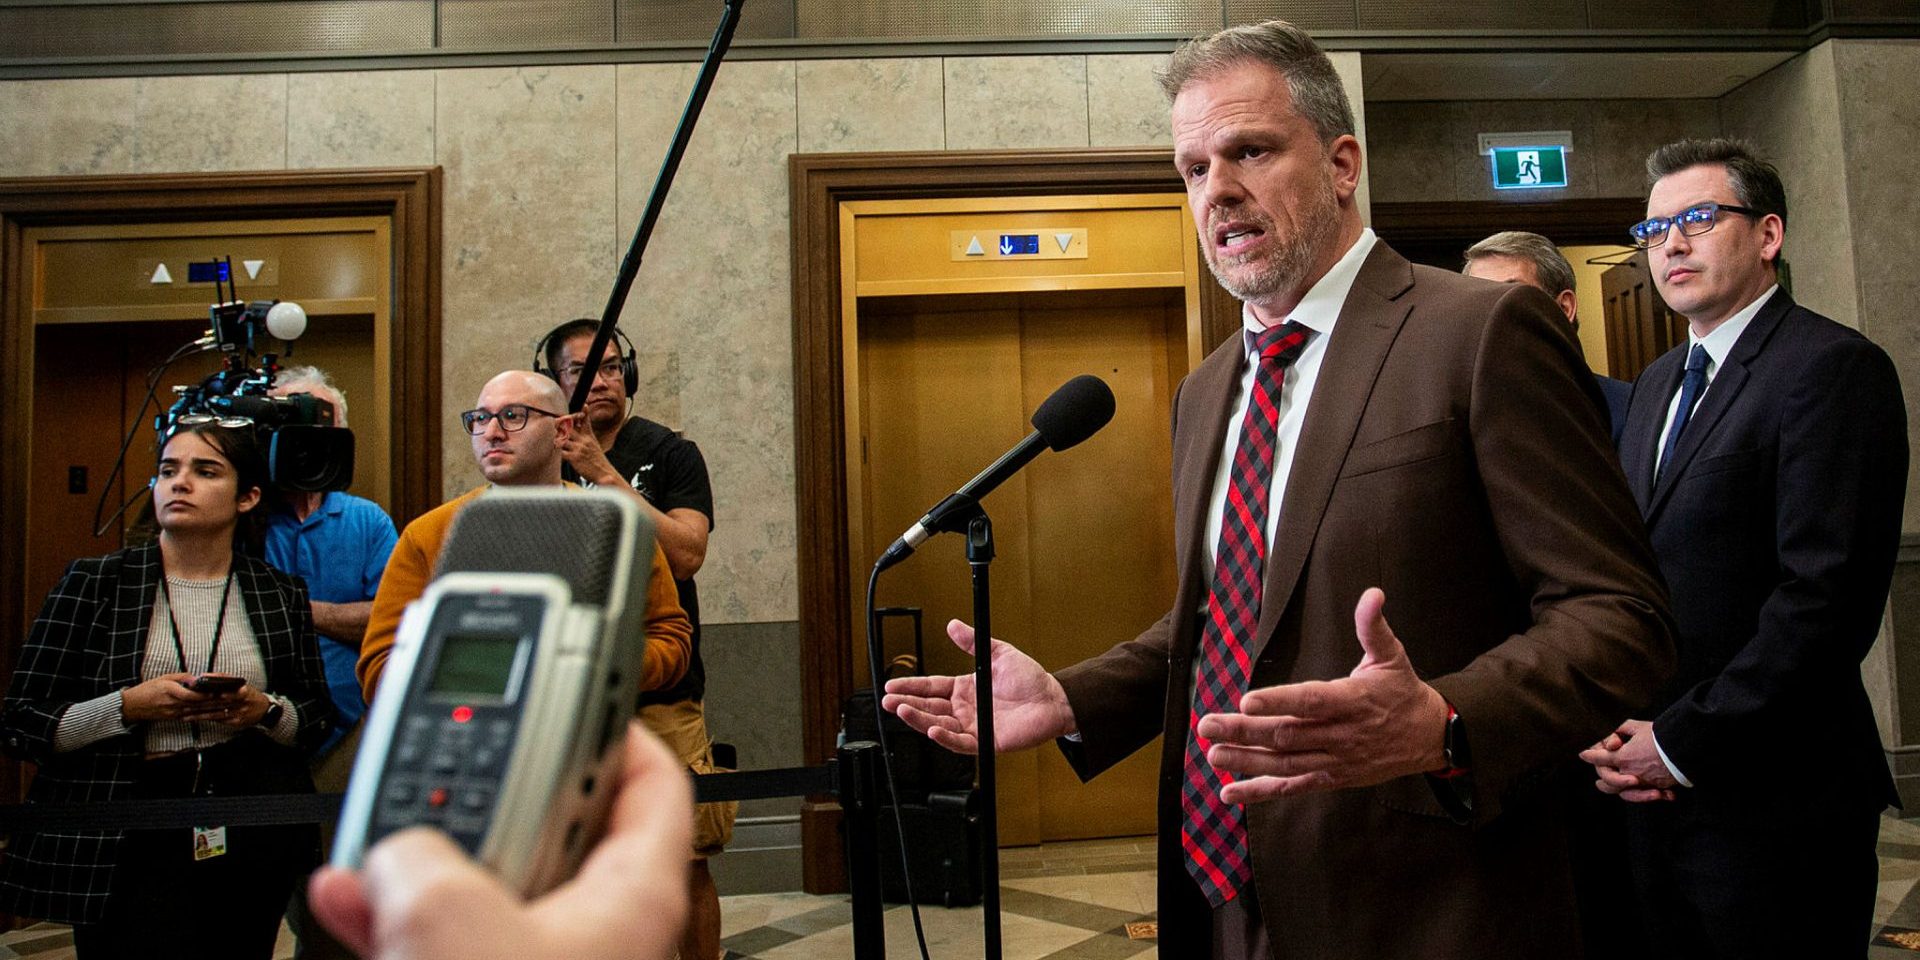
[{"left": 535, "top": 318, "right": 727, "bottom": 960}]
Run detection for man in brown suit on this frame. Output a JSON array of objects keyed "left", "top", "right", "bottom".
[{"left": 883, "top": 20, "right": 1674, "bottom": 959}]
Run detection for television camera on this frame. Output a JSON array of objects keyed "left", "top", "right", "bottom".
[
  {"left": 92, "top": 257, "right": 354, "bottom": 537},
  {"left": 153, "top": 258, "right": 353, "bottom": 493}
]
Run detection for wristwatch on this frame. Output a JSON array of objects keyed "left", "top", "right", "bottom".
[
  {"left": 1426, "top": 701, "right": 1474, "bottom": 824},
  {"left": 257, "top": 698, "right": 285, "bottom": 730}
]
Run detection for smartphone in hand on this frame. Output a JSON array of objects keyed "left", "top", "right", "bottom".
[{"left": 189, "top": 674, "right": 246, "bottom": 695}]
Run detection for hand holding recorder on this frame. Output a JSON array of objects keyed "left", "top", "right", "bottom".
[{"left": 309, "top": 722, "right": 691, "bottom": 960}]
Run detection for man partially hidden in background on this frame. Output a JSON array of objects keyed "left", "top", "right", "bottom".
[
  {"left": 1462, "top": 230, "right": 1632, "bottom": 441},
  {"left": 262, "top": 366, "right": 398, "bottom": 960}
]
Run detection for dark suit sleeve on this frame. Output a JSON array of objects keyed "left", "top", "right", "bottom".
[
  {"left": 1429, "top": 286, "right": 1677, "bottom": 814},
  {"left": 1652, "top": 336, "right": 1907, "bottom": 784},
  {"left": 2, "top": 560, "right": 111, "bottom": 766}
]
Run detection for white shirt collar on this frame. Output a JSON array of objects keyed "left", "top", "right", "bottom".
[
  {"left": 1241, "top": 228, "right": 1379, "bottom": 354},
  {"left": 1690, "top": 284, "right": 1778, "bottom": 374}
]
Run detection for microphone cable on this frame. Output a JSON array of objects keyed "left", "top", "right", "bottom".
[
  {"left": 91, "top": 335, "right": 216, "bottom": 538},
  {"left": 864, "top": 559, "right": 935, "bottom": 960}
]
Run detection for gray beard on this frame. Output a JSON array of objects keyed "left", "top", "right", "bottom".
[{"left": 1202, "top": 182, "right": 1342, "bottom": 306}]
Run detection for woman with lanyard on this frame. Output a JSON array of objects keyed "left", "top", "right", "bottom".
[{"left": 2, "top": 421, "right": 333, "bottom": 957}]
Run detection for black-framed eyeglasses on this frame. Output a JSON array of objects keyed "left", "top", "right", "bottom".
[
  {"left": 459, "top": 403, "right": 562, "bottom": 435},
  {"left": 558, "top": 357, "right": 626, "bottom": 383},
  {"left": 1629, "top": 201, "right": 1764, "bottom": 249}
]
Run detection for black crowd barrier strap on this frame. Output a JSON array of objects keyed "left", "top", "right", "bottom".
[
  {"left": 0, "top": 764, "right": 837, "bottom": 834},
  {"left": 694, "top": 764, "right": 834, "bottom": 804},
  {"left": 0, "top": 792, "right": 342, "bottom": 832}
]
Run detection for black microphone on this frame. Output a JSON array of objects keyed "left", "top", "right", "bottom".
[{"left": 878, "top": 374, "right": 1116, "bottom": 570}]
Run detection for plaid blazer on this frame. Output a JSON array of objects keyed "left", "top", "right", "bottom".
[{"left": 0, "top": 543, "right": 333, "bottom": 925}]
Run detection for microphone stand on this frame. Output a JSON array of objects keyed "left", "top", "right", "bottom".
[
  {"left": 566, "top": 0, "right": 743, "bottom": 416},
  {"left": 923, "top": 496, "right": 1005, "bottom": 960}
]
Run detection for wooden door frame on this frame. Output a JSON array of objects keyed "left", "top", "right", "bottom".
[
  {"left": 1368, "top": 197, "right": 1649, "bottom": 252},
  {"left": 790, "top": 147, "right": 1239, "bottom": 890},
  {"left": 0, "top": 169, "right": 442, "bottom": 799}
]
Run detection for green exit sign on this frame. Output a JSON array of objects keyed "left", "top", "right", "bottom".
[{"left": 1491, "top": 146, "right": 1568, "bottom": 190}]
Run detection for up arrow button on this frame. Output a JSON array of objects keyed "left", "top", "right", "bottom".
[{"left": 965, "top": 236, "right": 985, "bottom": 256}]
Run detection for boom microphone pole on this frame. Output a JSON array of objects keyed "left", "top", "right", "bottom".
[{"left": 567, "top": 0, "right": 744, "bottom": 416}]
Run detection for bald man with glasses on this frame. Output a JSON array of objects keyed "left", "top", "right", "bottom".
[{"left": 355, "top": 370, "right": 691, "bottom": 705}]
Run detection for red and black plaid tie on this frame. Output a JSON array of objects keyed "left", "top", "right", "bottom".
[{"left": 1183, "top": 320, "right": 1313, "bottom": 907}]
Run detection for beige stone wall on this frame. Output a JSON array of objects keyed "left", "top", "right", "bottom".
[
  {"left": 1719, "top": 39, "right": 1920, "bottom": 754},
  {"left": 0, "top": 54, "right": 1369, "bottom": 625}
]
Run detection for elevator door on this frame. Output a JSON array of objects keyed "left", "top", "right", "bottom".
[{"left": 858, "top": 286, "right": 1186, "bottom": 844}]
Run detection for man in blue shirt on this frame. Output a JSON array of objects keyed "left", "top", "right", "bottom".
[{"left": 263, "top": 365, "right": 399, "bottom": 960}]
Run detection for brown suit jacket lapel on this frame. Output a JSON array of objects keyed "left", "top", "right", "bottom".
[{"left": 1253, "top": 244, "right": 1416, "bottom": 660}]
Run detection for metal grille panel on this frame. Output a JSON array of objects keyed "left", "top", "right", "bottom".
[
  {"left": 617, "top": 0, "right": 796, "bottom": 42},
  {"left": 795, "top": 0, "right": 1219, "bottom": 40},
  {"left": 1588, "top": 0, "right": 1809, "bottom": 29},
  {"left": 438, "top": 0, "right": 614, "bottom": 49},
  {"left": 0, "top": 2, "right": 433, "bottom": 59},
  {"left": 1223, "top": 2, "right": 1361, "bottom": 30},
  {"left": 437, "top": 496, "right": 628, "bottom": 606},
  {"left": 1359, "top": 0, "right": 1587, "bottom": 30}
]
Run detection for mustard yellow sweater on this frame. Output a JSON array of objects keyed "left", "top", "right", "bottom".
[{"left": 357, "top": 485, "right": 692, "bottom": 703}]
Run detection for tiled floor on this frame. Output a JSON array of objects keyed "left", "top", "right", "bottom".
[{"left": 14, "top": 823, "right": 1920, "bottom": 958}]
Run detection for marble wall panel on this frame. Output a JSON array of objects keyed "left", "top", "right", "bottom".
[
  {"left": 1087, "top": 54, "right": 1171, "bottom": 148},
  {"left": 1331, "top": 51, "right": 1372, "bottom": 224},
  {"left": 435, "top": 65, "right": 619, "bottom": 491},
  {"left": 1721, "top": 44, "right": 1857, "bottom": 330},
  {"left": 287, "top": 71, "right": 437, "bottom": 169},
  {"left": 616, "top": 60, "right": 799, "bottom": 624},
  {"left": 0, "top": 78, "right": 139, "bottom": 177},
  {"left": 1364, "top": 101, "right": 1453, "bottom": 205},
  {"left": 131, "top": 74, "right": 288, "bottom": 173},
  {"left": 1590, "top": 99, "right": 1718, "bottom": 198},
  {"left": 944, "top": 55, "right": 1089, "bottom": 150},
  {"left": 700, "top": 619, "right": 804, "bottom": 820},
  {"left": 797, "top": 58, "right": 945, "bottom": 153},
  {"left": 1833, "top": 40, "right": 1920, "bottom": 524}
]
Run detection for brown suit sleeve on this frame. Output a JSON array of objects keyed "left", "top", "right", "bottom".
[{"left": 1426, "top": 284, "right": 1675, "bottom": 819}]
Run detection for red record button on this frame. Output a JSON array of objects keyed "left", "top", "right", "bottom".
[
  {"left": 429, "top": 787, "right": 449, "bottom": 808},
  {"left": 451, "top": 705, "right": 474, "bottom": 723}
]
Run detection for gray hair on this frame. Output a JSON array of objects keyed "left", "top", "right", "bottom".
[
  {"left": 1462, "top": 231, "right": 1577, "bottom": 299},
  {"left": 1157, "top": 20, "right": 1355, "bottom": 145},
  {"left": 274, "top": 364, "right": 348, "bottom": 427}
]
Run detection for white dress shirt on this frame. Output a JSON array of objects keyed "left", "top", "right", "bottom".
[
  {"left": 1650, "top": 284, "right": 1777, "bottom": 787},
  {"left": 1200, "top": 229, "right": 1379, "bottom": 588}
]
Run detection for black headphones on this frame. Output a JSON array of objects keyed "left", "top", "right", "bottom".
[{"left": 532, "top": 318, "right": 639, "bottom": 397}]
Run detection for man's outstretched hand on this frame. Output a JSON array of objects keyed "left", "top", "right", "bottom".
[
  {"left": 881, "top": 619, "right": 1078, "bottom": 754},
  {"left": 1197, "top": 588, "right": 1452, "bottom": 804}
]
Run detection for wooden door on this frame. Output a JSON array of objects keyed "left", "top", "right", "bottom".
[
  {"left": 857, "top": 287, "right": 1185, "bottom": 845},
  {"left": 1601, "top": 250, "right": 1684, "bottom": 381}
]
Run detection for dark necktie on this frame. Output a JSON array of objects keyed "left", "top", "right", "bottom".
[
  {"left": 1658, "top": 344, "right": 1710, "bottom": 478},
  {"left": 1183, "top": 320, "right": 1313, "bottom": 907}
]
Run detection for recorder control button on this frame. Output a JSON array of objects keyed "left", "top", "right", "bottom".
[
  {"left": 383, "top": 781, "right": 418, "bottom": 806},
  {"left": 428, "top": 787, "right": 449, "bottom": 808},
  {"left": 460, "top": 788, "right": 491, "bottom": 811}
]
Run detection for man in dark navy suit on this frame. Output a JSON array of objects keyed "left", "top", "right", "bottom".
[
  {"left": 1582, "top": 137, "right": 1907, "bottom": 958},
  {"left": 1463, "top": 230, "right": 1631, "bottom": 441}
]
